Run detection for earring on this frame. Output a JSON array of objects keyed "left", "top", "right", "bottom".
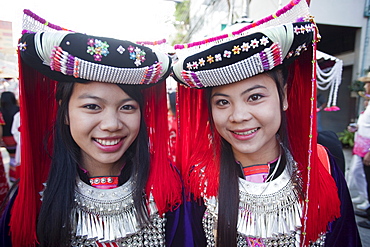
[{"left": 283, "top": 105, "right": 287, "bottom": 110}]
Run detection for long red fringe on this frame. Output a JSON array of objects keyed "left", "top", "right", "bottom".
[
  {"left": 176, "top": 86, "right": 220, "bottom": 199},
  {"left": 287, "top": 53, "right": 341, "bottom": 246},
  {"left": 10, "top": 57, "right": 57, "bottom": 247},
  {"left": 143, "top": 81, "right": 182, "bottom": 214}
]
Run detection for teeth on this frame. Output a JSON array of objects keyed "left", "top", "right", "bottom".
[
  {"left": 233, "top": 128, "right": 258, "bottom": 135},
  {"left": 95, "top": 138, "right": 120, "bottom": 146}
]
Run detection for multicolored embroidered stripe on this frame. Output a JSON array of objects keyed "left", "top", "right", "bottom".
[
  {"left": 260, "top": 43, "right": 282, "bottom": 70},
  {"left": 141, "top": 63, "right": 163, "bottom": 84},
  {"left": 180, "top": 71, "right": 204, "bottom": 88},
  {"left": 50, "top": 46, "right": 76, "bottom": 76}
]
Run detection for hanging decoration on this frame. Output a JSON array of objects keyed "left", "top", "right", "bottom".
[{"left": 316, "top": 50, "right": 343, "bottom": 111}]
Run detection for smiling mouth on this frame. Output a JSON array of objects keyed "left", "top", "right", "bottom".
[
  {"left": 94, "top": 138, "right": 121, "bottom": 146},
  {"left": 231, "top": 128, "right": 259, "bottom": 135}
]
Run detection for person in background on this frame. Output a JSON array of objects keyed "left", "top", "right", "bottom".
[
  {"left": 347, "top": 98, "right": 369, "bottom": 208},
  {"left": 172, "top": 0, "right": 361, "bottom": 246},
  {"left": 10, "top": 111, "right": 20, "bottom": 179},
  {"left": 0, "top": 92, "right": 19, "bottom": 182},
  {"left": 168, "top": 91, "right": 177, "bottom": 165},
  {"left": 351, "top": 72, "right": 370, "bottom": 229},
  {"left": 0, "top": 111, "right": 9, "bottom": 215}
]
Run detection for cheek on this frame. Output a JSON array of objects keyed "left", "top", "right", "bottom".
[
  {"left": 211, "top": 109, "right": 227, "bottom": 135},
  {"left": 128, "top": 113, "right": 141, "bottom": 139}
]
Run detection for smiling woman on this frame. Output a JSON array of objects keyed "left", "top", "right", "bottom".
[
  {"left": 0, "top": 25, "right": 182, "bottom": 247},
  {"left": 172, "top": 0, "right": 361, "bottom": 246},
  {"left": 68, "top": 82, "right": 141, "bottom": 176},
  {"left": 209, "top": 74, "right": 285, "bottom": 166}
]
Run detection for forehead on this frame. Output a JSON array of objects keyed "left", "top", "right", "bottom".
[
  {"left": 71, "top": 81, "right": 127, "bottom": 96},
  {"left": 211, "top": 73, "right": 277, "bottom": 94}
]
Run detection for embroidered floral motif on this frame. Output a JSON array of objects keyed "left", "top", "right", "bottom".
[
  {"left": 241, "top": 42, "right": 250, "bottom": 52},
  {"left": 294, "top": 43, "right": 307, "bottom": 56},
  {"left": 117, "top": 45, "right": 125, "bottom": 54},
  {"left": 192, "top": 61, "right": 199, "bottom": 69},
  {"left": 250, "top": 38, "right": 259, "bottom": 49},
  {"left": 18, "top": 42, "right": 27, "bottom": 51},
  {"left": 294, "top": 25, "right": 308, "bottom": 35},
  {"left": 87, "top": 39, "right": 95, "bottom": 47},
  {"left": 186, "top": 62, "right": 192, "bottom": 70},
  {"left": 305, "top": 24, "right": 314, "bottom": 32},
  {"left": 232, "top": 45, "right": 241, "bottom": 55},
  {"left": 86, "top": 38, "right": 110, "bottom": 61},
  {"left": 199, "top": 58, "right": 206, "bottom": 67},
  {"left": 128, "top": 45, "right": 135, "bottom": 53},
  {"left": 286, "top": 51, "right": 294, "bottom": 59},
  {"left": 207, "top": 55, "right": 214, "bottom": 64},
  {"left": 223, "top": 50, "right": 231, "bottom": 58},
  {"left": 128, "top": 46, "right": 146, "bottom": 67},
  {"left": 260, "top": 36, "right": 269, "bottom": 46},
  {"left": 215, "top": 53, "right": 222, "bottom": 62},
  {"left": 87, "top": 46, "right": 95, "bottom": 55}
]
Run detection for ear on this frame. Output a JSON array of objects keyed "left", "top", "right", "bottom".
[{"left": 282, "top": 85, "right": 288, "bottom": 111}]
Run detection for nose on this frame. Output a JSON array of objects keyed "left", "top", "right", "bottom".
[
  {"left": 229, "top": 104, "right": 252, "bottom": 123},
  {"left": 99, "top": 110, "right": 123, "bottom": 132}
]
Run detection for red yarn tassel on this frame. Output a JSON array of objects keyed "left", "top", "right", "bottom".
[
  {"left": 10, "top": 55, "right": 57, "bottom": 247},
  {"left": 287, "top": 54, "right": 340, "bottom": 246},
  {"left": 177, "top": 84, "right": 220, "bottom": 200},
  {"left": 143, "top": 81, "right": 182, "bottom": 214}
]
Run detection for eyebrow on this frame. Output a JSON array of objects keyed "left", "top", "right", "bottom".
[
  {"left": 211, "top": 84, "right": 267, "bottom": 98},
  {"left": 77, "top": 94, "right": 135, "bottom": 104}
]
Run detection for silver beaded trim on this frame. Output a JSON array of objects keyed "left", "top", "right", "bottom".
[
  {"left": 71, "top": 214, "right": 166, "bottom": 247},
  {"left": 76, "top": 57, "right": 155, "bottom": 85},
  {"left": 70, "top": 177, "right": 164, "bottom": 246},
  {"left": 202, "top": 163, "right": 327, "bottom": 246}
]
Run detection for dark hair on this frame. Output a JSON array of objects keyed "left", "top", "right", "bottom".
[
  {"left": 36, "top": 82, "right": 150, "bottom": 247},
  {"left": 206, "top": 67, "right": 289, "bottom": 247},
  {"left": 168, "top": 92, "right": 176, "bottom": 115}
]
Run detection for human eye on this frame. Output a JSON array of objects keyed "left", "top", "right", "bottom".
[
  {"left": 120, "top": 101, "right": 139, "bottom": 111},
  {"left": 83, "top": 104, "right": 101, "bottom": 110},
  {"left": 248, "top": 94, "right": 263, "bottom": 102},
  {"left": 215, "top": 99, "right": 229, "bottom": 106},
  {"left": 121, "top": 105, "right": 136, "bottom": 110}
]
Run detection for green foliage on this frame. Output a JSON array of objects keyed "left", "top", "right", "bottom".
[
  {"left": 175, "top": 0, "right": 190, "bottom": 25},
  {"left": 337, "top": 129, "right": 355, "bottom": 147},
  {"left": 171, "top": 0, "right": 190, "bottom": 45}
]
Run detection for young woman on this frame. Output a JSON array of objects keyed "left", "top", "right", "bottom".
[
  {"left": 172, "top": 1, "right": 361, "bottom": 246},
  {"left": 0, "top": 16, "right": 181, "bottom": 247}
]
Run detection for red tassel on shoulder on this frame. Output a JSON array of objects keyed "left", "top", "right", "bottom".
[
  {"left": 143, "top": 81, "right": 182, "bottom": 214},
  {"left": 10, "top": 53, "right": 57, "bottom": 247},
  {"left": 287, "top": 55, "right": 340, "bottom": 246}
]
